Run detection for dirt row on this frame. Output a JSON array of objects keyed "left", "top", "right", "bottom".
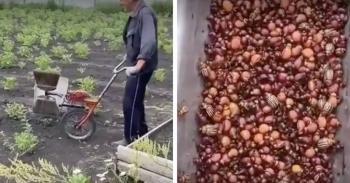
[{"left": 0, "top": 40, "right": 172, "bottom": 181}]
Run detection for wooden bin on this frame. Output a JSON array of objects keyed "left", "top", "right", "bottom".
[{"left": 116, "top": 119, "right": 173, "bottom": 183}]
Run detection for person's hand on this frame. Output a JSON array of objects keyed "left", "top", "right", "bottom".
[{"left": 125, "top": 66, "right": 140, "bottom": 76}]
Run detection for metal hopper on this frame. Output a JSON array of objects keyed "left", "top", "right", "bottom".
[
  {"left": 33, "top": 70, "right": 69, "bottom": 116},
  {"left": 177, "top": 0, "right": 350, "bottom": 182}
]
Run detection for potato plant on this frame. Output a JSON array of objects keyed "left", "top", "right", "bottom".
[
  {"left": 78, "top": 76, "right": 96, "bottom": 94},
  {"left": 3, "top": 39, "right": 14, "bottom": 52},
  {"left": 40, "top": 33, "right": 51, "bottom": 48},
  {"left": 16, "top": 33, "right": 37, "bottom": 47},
  {"left": 133, "top": 137, "right": 171, "bottom": 159},
  {"left": 5, "top": 102, "right": 27, "bottom": 122},
  {"left": 51, "top": 45, "right": 68, "bottom": 59},
  {"left": 18, "top": 46, "right": 33, "bottom": 58},
  {"left": 14, "top": 131, "right": 38, "bottom": 155},
  {"left": 34, "top": 53, "right": 54, "bottom": 72},
  {"left": 73, "top": 42, "right": 90, "bottom": 59},
  {"left": 0, "top": 52, "right": 17, "bottom": 69},
  {"left": 1, "top": 77, "right": 17, "bottom": 91},
  {"left": 153, "top": 68, "right": 167, "bottom": 82}
]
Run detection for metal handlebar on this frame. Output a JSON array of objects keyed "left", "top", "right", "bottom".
[{"left": 113, "top": 55, "right": 127, "bottom": 74}]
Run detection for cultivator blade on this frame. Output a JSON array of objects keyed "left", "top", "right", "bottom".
[{"left": 33, "top": 77, "right": 69, "bottom": 115}]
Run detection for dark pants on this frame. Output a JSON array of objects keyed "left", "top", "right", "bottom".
[{"left": 123, "top": 72, "right": 153, "bottom": 143}]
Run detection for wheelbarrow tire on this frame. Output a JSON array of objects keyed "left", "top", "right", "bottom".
[{"left": 61, "top": 109, "right": 96, "bottom": 141}]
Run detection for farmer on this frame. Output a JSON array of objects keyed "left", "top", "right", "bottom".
[{"left": 113, "top": 0, "right": 158, "bottom": 145}]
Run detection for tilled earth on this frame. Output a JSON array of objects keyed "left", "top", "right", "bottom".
[{"left": 0, "top": 41, "right": 172, "bottom": 182}]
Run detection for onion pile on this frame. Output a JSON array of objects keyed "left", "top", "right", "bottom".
[{"left": 196, "top": 0, "right": 348, "bottom": 182}]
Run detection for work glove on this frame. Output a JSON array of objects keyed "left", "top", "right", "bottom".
[{"left": 125, "top": 66, "right": 140, "bottom": 76}]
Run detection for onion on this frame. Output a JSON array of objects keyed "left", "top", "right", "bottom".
[
  {"left": 251, "top": 54, "right": 262, "bottom": 65},
  {"left": 223, "top": 120, "right": 232, "bottom": 132},
  {"left": 229, "top": 102, "right": 239, "bottom": 117},
  {"left": 305, "top": 148, "right": 316, "bottom": 158},
  {"left": 282, "top": 44, "right": 292, "bottom": 60},
  {"left": 209, "top": 87, "right": 218, "bottom": 96},
  {"left": 296, "top": 14, "right": 307, "bottom": 23},
  {"left": 291, "top": 31, "right": 302, "bottom": 42},
  {"left": 254, "top": 133, "right": 264, "bottom": 145},
  {"left": 270, "top": 130, "right": 280, "bottom": 140},
  {"left": 228, "top": 148, "right": 238, "bottom": 158},
  {"left": 297, "top": 120, "right": 305, "bottom": 131},
  {"left": 211, "top": 153, "right": 221, "bottom": 162},
  {"left": 307, "top": 123, "right": 318, "bottom": 133},
  {"left": 268, "top": 22, "right": 276, "bottom": 31},
  {"left": 292, "top": 165, "right": 303, "bottom": 173},
  {"left": 280, "top": 0, "right": 289, "bottom": 9},
  {"left": 313, "top": 32, "right": 323, "bottom": 43},
  {"left": 259, "top": 124, "right": 270, "bottom": 134},
  {"left": 223, "top": 0, "right": 233, "bottom": 12},
  {"left": 235, "top": 20, "right": 245, "bottom": 28},
  {"left": 328, "top": 95, "right": 338, "bottom": 107},
  {"left": 231, "top": 36, "right": 242, "bottom": 50},
  {"left": 288, "top": 110, "right": 298, "bottom": 121},
  {"left": 292, "top": 45, "right": 303, "bottom": 56},
  {"left": 221, "top": 136, "right": 231, "bottom": 147},
  {"left": 317, "top": 116, "right": 327, "bottom": 129},
  {"left": 240, "top": 130, "right": 251, "bottom": 140},
  {"left": 302, "top": 48, "right": 314, "bottom": 58}
]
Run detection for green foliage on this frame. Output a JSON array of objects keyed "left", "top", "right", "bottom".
[
  {"left": 73, "top": 42, "right": 90, "bottom": 59},
  {"left": 47, "top": 0, "right": 60, "bottom": 10},
  {"left": 40, "top": 33, "right": 51, "bottom": 48},
  {"left": 0, "top": 52, "right": 17, "bottom": 69},
  {"left": 80, "top": 28, "right": 92, "bottom": 41},
  {"left": 153, "top": 68, "right": 167, "bottom": 82},
  {"left": 95, "top": 3, "right": 124, "bottom": 14},
  {"left": 158, "top": 17, "right": 172, "bottom": 55},
  {"left": 1, "top": 77, "right": 16, "bottom": 90},
  {"left": 59, "top": 26, "right": 78, "bottom": 42},
  {"left": 78, "top": 76, "right": 96, "bottom": 94},
  {"left": 18, "top": 46, "right": 32, "bottom": 58},
  {"left": 5, "top": 102, "right": 27, "bottom": 121},
  {"left": 3, "top": 39, "right": 14, "bottom": 51},
  {"left": 51, "top": 46, "right": 68, "bottom": 59},
  {"left": 35, "top": 53, "right": 57, "bottom": 72},
  {"left": 151, "top": 1, "right": 173, "bottom": 16},
  {"left": 16, "top": 33, "right": 37, "bottom": 46},
  {"left": 133, "top": 137, "right": 171, "bottom": 159},
  {"left": 93, "top": 32, "right": 103, "bottom": 40},
  {"left": 14, "top": 131, "right": 38, "bottom": 155},
  {"left": 68, "top": 173, "right": 91, "bottom": 183},
  {"left": 0, "top": 158, "right": 91, "bottom": 183}
]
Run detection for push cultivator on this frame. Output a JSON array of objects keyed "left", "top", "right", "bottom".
[{"left": 32, "top": 56, "right": 126, "bottom": 140}]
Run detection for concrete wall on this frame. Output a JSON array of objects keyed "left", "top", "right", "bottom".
[{"left": 0, "top": 0, "right": 170, "bottom": 8}]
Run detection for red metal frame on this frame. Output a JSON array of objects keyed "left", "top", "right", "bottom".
[{"left": 72, "top": 59, "right": 126, "bottom": 130}]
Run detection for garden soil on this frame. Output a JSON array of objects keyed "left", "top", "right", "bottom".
[{"left": 0, "top": 41, "right": 172, "bottom": 182}]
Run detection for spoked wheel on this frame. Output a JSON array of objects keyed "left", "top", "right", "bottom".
[{"left": 61, "top": 109, "right": 96, "bottom": 140}]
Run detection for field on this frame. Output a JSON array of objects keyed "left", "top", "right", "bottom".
[{"left": 0, "top": 5, "right": 172, "bottom": 182}]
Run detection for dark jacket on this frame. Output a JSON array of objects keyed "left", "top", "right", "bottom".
[{"left": 123, "top": 1, "right": 158, "bottom": 74}]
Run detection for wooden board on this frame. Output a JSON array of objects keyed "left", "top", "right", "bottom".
[
  {"left": 117, "top": 161, "right": 172, "bottom": 183},
  {"left": 117, "top": 145, "right": 173, "bottom": 178}
]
